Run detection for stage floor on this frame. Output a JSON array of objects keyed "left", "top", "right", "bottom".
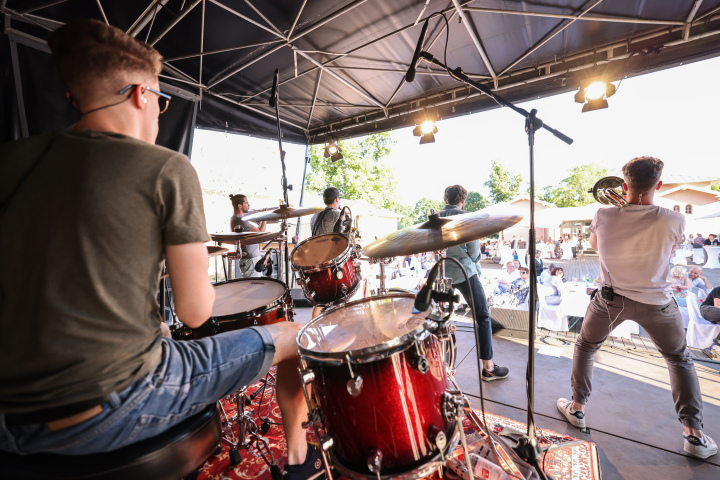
[{"left": 293, "top": 302, "right": 720, "bottom": 480}]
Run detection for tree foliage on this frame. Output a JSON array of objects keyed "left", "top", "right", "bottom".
[
  {"left": 711, "top": 183, "right": 720, "bottom": 193},
  {"left": 413, "top": 197, "right": 445, "bottom": 224},
  {"left": 306, "top": 132, "right": 397, "bottom": 210},
  {"left": 543, "top": 162, "right": 612, "bottom": 207},
  {"left": 464, "top": 191, "right": 489, "bottom": 212},
  {"left": 484, "top": 159, "right": 522, "bottom": 204}
]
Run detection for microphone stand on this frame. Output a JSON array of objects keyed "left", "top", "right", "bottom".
[
  {"left": 414, "top": 51, "right": 573, "bottom": 477},
  {"left": 270, "top": 68, "right": 291, "bottom": 286}
]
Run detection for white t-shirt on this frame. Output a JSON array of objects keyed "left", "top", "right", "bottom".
[{"left": 590, "top": 205, "right": 684, "bottom": 305}]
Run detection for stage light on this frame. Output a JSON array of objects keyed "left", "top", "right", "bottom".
[
  {"left": 324, "top": 141, "right": 343, "bottom": 162},
  {"left": 412, "top": 120, "right": 438, "bottom": 144},
  {"left": 574, "top": 79, "right": 616, "bottom": 113}
]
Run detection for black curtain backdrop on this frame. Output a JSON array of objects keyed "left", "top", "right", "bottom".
[{"left": 1, "top": 40, "right": 198, "bottom": 156}]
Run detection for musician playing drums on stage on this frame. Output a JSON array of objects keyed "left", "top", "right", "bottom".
[
  {"left": 557, "top": 157, "right": 716, "bottom": 459},
  {"left": 439, "top": 185, "right": 509, "bottom": 382},
  {"left": 309, "top": 187, "right": 345, "bottom": 318},
  {"left": 0, "top": 20, "right": 323, "bottom": 478},
  {"left": 230, "top": 193, "right": 267, "bottom": 278}
]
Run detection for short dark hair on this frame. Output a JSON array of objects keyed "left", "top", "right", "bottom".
[
  {"left": 444, "top": 185, "right": 468, "bottom": 205},
  {"left": 323, "top": 187, "right": 340, "bottom": 205},
  {"left": 622, "top": 156, "right": 664, "bottom": 193},
  {"left": 230, "top": 194, "right": 247, "bottom": 211},
  {"left": 519, "top": 267, "right": 529, "bottom": 274},
  {"left": 48, "top": 19, "right": 163, "bottom": 106}
]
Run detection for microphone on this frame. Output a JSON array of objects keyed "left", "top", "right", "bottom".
[
  {"left": 405, "top": 19, "right": 429, "bottom": 83},
  {"left": 255, "top": 249, "right": 274, "bottom": 272},
  {"left": 414, "top": 263, "right": 440, "bottom": 312},
  {"left": 269, "top": 69, "right": 279, "bottom": 107}
]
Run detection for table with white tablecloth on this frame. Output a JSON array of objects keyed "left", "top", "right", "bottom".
[
  {"left": 555, "top": 283, "right": 640, "bottom": 339},
  {"left": 703, "top": 245, "right": 720, "bottom": 269},
  {"left": 561, "top": 244, "right": 573, "bottom": 260},
  {"left": 499, "top": 247, "right": 514, "bottom": 267}
]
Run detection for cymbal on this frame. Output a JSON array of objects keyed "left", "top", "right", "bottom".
[
  {"left": 243, "top": 205, "right": 323, "bottom": 222},
  {"left": 361, "top": 212, "right": 522, "bottom": 258},
  {"left": 210, "top": 231, "right": 280, "bottom": 245},
  {"left": 206, "top": 245, "right": 229, "bottom": 257}
]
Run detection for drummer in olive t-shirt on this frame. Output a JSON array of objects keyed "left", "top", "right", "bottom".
[{"left": 0, "top": 20, "right": 320, "bottom": 477}]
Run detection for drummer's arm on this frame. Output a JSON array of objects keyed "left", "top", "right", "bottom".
[
  {"left": 165, "top": 242, "right": 215, "bottom": 328},
  {"left": 589, "top": 233, "right": 598, "bottom": 251}
]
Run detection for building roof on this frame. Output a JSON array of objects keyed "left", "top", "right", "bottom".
[
  {"left": 508, "top": 196, "right": 557, "bottom": 208},
  {"left": 656, "top": 184, "right": 720, "bottom": 198},
  {"left": 662, "top": 174, "right": 720, "bottom": 185}
]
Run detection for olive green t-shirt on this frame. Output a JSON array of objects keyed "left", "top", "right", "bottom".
[{"left": 0, "top": 130, "right": 210, "bottom": 413}]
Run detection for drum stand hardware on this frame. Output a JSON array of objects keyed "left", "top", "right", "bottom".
[
  {"left": 345, "top": 354, "right": 364, "bottom": 397},
  {"left": 217, "top": 386, "right": 282, "bottom": 477},
  {"left": 298, "top": 363, "right": 335, "bottom": 480},
  {"left": 369, "top": 257, "right": 392, "bottom": 295}
]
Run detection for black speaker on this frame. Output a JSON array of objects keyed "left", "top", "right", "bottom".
[{"left": 490, "top": 307, "right": 534, "bottom": 340}]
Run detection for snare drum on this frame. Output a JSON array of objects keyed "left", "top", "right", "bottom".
[
  {"left": 173, "top": 278, "right": 293, "bottom": 340},
  {"left": 297, "top": 294, "right": 459, "bottom": 480},
  {"left": 291, "top": 233, "right": 361, "bottom": 305}
]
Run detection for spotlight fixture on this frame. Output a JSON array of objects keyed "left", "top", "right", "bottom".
[
  {"left": 324, "top": 141, "right": 343, "bottom": 162},
  {"left": 412, "top": 120, "right": 438, "bottom": 144},
  {"left": 574, "top": 79, "right": 616, "bottom": 113}
]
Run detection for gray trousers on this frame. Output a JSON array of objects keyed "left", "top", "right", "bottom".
[{"left": 572, "top": 294, "right": 703, "bottom": 429}]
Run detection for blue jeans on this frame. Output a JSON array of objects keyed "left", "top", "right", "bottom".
[
  {"left": 0, "top": 327, "right": 275, "bottom": 455},
  {"left": 453, "top": 274, "right": 493, "bottom": 360}
]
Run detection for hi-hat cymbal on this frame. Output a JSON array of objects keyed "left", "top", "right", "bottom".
[
  {"left": 243, "top": 205, "right": 323, "bottom": 222},
  {"left": 210, "top": 231, "right": 280, "bottom": 245},
  {"left": 361, "top": 212, "right": 522, "bottom": 258}
]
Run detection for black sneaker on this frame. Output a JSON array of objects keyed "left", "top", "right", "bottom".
[
  {"left": 284, "top": 445, "right": 325, "bottom": 480},
  {"left": 481, "top": 364, "right": 509, "bottom": 382}
]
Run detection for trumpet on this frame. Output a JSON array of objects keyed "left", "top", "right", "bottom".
[{"left": 588, "top": 176, "right": 628, "bottom": 207}]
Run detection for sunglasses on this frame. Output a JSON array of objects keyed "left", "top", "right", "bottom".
[{"left": 119, "top": 84, "right": 171, "bottom": 114}]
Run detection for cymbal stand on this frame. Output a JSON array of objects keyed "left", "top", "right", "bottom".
[
  {"left": 411, "top": 25, "right": 572, "bottom": 476},
  {"left": 372, "top": 257, "right": 392, "bottom": 295}
]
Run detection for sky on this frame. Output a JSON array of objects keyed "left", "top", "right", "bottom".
[{"left": 191, "top": 55, "right": 720, "bottom": 208}]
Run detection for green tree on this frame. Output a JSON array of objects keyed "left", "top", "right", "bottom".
[
  {"left": 464, "top": 191, "right": 489, "bottom": 212},
  {"left": 484, "top": 159, "right": 522, "bottom": 204},
  {"left": 711, "top": 183, "right": 719, "bottom": 193},
  {"left": 306, "top": 132, "right": 397, "bottom": 210},
  {"left": 413, "top": 197, "right": 445, "bottom": 224},
  {"left": 545, "top": 162, "right": 612, "bottom": 207},
  {"left": 392, "top": 203, "right": 417, "bottom": 229}
]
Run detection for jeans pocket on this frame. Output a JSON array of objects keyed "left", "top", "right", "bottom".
[{"left": 120, "top": 403, "right": 208, "bottom": 448}]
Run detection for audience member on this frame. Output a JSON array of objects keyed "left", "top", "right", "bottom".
[
  {"left": 544, "top": 267, "right": 565, "bottom": 305},
  {"left": 700, "top": 287, "right": 720, "bottom": 358},
  {"left": 668, "top": 266, "right": 691, "bottom": 307},
  {"left": 688, "top": 266, "right": 712, "bottom": 298}
]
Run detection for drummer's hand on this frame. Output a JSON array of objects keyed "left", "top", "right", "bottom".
[{"left": 160, "top": 322, "right": 171, "bottom": 338}]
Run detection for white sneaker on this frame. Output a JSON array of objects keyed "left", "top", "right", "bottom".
[
  {"left": 557, "top": 398, "right": 586, "bottom": 429},
  {"left": 684, "top": 434, "right": 718, "bottom": 459}
]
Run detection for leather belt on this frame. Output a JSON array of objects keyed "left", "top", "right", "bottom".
[{"left": 5, "top": 396, "right": 106, "bottom": 430}]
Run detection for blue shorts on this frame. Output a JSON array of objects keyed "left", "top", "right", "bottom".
[{"left": 0, "top": 326, "right": 275, "bottom": 455}]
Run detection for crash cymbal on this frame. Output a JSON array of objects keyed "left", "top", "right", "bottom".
[
  {"left": 210, "top": 231, "right": 280, "bottom": 245},
  {"left": 243, "top": 205, "right": 323, "bottom": 222},
  {"left": 207, "top": 245, "right": 229, "bottom": 257},
  {"left": 361, "top": 211, "right": 522, "bottom": 258}
]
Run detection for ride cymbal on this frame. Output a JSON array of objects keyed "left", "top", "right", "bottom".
[
  {"left": 361, "top": 211, "right": 522, "bottom": 258},
  {"left": 210, "top": 231, "right": 280, "bottom": 245},
  {"left": 243, "top": 205, "right": 323, "bottom": 222}
]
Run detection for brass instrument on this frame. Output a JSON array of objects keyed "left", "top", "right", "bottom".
[{"left": 588, "top": 176, "right": 628, "bottom": 207}]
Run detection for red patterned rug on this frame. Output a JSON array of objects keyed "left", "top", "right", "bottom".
[{"left": 198, "top": 374, "right": 600, "bottom": 480}]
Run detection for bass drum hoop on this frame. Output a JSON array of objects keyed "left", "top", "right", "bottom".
[
  {"left": 297, "top": 293, "right": 436, "bottom": 365},
  {"left": 211, "top": 277, "right": 290, "bottom": 322},
  {"left": 290, "top": 234, "right": 353, "bottom": 274},
  {"left": 327, "top": 420, "right": 460, "bottom": 480}
]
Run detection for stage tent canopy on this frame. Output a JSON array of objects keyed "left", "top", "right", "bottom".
[{"left": 4, "top": 1, "right": 720, "bottom": 151}]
